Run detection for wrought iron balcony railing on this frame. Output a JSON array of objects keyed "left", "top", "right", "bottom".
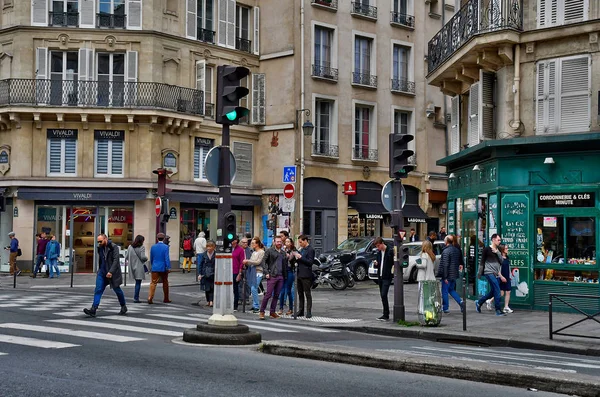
[
  {"left": 427, "top": 0, "right": 522, "bottom": 73},
  {"left": 0, "top": 79, "right": 204, "bottom": 116},
  {"left": 205, "top": 103, "right": 214, "bottom": 119},
  {"left": 97, "top": 13, "right": 126, "bottom": 29},
  {"left": 352, "top": 70, "right": 377, "bottom": 88},
  {"left": 49, "top": 11, "right": 79, "bottom": 27},
  {"left": 391, "top": 11, "right": 414, "bottom": 28},
  {"left": 312, "top": 142, "right": 339, "bottom": 158},
  {"left": 351, "top": 2, "right": 377, "bottom": 19},
  {"left": 352, "top": 146, "right": 378, "bottom": 161},
  {"left": 312, "top": 64, "right": 339, "bottom": 81},
  {"left": 311, "top": 0, "right": 338, "bottom": 10},
  {"left": 235, "top": 37, "right": 252, "bottom": 54},
  {"left": 391, "top": 78, "right": 416, "bottom": 94},
  {"left": 197, "top": 28, "right": 216, "bottom": 44}
]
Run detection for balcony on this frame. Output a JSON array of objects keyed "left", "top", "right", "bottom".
[
  {"left": 311, "top": 0, "right": 337, "bottom": 11},
  {"left": 427, "top": 0, "right": 522, "bottom": 89},
  {"left": 391, "top": 78, "right": 415, "bottom": 95},
  {"left": 390, "top": 11, "right": 414, "bottom": 29},
  {"left": 351, "top": 2, "right": 377, "bottom": 20},
  {"left": 352, "top": 70, "right": 377, "bottom": 88},
  {"left": 0, "top": 79, "right": 204, "bottom": 117},
  {"left": 197, "top": 28, "right": 216, "bottom": 44},
  {"left": 352, "top": 146, "right": 378, "bottom": 162},
  {"left": 97, "top": 13, "right": 126, "bottom": 29},
  {"left": 205, "top": 103, "right": 214, "bottom": 119},
  {"left": 49, "top": 11, "right": 79, "bottom": 27},
  {"left": 235, "top": 37, "right": 252, "bottom": 54},
  {"left": 312, "top": 64, "right": 338, "bottom": 82},
  {"left": 312, "top": 142, "right": 339, "bottom": 158}
]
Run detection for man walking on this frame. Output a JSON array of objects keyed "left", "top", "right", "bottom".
[
  {"left": 259, "top": 236, "right": 287, "bottom": 320},
  {"left": 231, "top": 236, "right": 245, "bottom": 311},
  {"left": 6, "top": 232, "right": 21, "bottom": 276},
  {"left": 31, "top": 232, "right": 49, "bottom": 278},
  {"left": 373, "top": 237, "right": 393, "bottom": 321},
  {"left": 148, "top": 233, "right": 171, "bottom": 304},
  {"left": 293, "top": 235, "right": 315, "bottom": 318},
  {"left": 476, "top": 233, "right": 507, "bottom": 316},
  {"left": 83, "top": 233, "right": 127, "bottom": 317},
  {"left": 438, "top": 235, "right": 463, "bottom": 313},
  {"left": 194, "top": 231, "right": 206, "bottom": 278}
]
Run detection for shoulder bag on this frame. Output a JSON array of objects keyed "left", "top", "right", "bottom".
[{"left": 132, "top": 247, "right": 148, "bottom": 273}]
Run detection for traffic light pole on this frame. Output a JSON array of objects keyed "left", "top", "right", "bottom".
[{"left": 392, "top": 179, "right": 405, "bottom": 322}]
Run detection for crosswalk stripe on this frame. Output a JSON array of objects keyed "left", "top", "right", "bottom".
[
  {"left": 0, "top": 323, "right": 145, "bottom": 342},
  {"left": 101, "top": 315, "right": 198, "bottom": 329},
  {"left": 22, "top": 307, "right": 66, "bottom": 311},
  {"left": 47, "top": 319, "right": 181, "bottom": 337},
  {"left": 0, "top": 333, "right": 79, "bottom": 349},
  {"left": 0, "top": 352, "right": 7, "bottom": 356},
  {"left": 0, "top": 304, "right": 21, "bottom": 308},
  {"left": 180, "top": 314, "right": 339, "bottom": 333}
]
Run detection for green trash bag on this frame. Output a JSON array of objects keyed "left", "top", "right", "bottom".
[{"left": 417, "top": 280, "right": 442, "bottom": 326}]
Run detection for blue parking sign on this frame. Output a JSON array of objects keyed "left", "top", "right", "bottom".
[{"left": 283, "top": 166, "right": 297, "bottom": 183}]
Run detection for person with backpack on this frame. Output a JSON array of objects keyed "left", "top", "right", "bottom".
[{"left": 182, "top": 234, "right": 194, "bottom": 273}]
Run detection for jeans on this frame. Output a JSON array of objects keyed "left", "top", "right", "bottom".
[
  {"left": 379, "top": 279, "right": 392, "bottom": 317},
  {"left": 33, "top": 254, "right": 45, "bottom": 274},
  {"left": 196, "top": 254, "right": 204, "bottom": 277},
  {"left": 134, "top": 279, "right": 142, "bottom": 301},
  {"left": 251, "top": 273, "right": 263, "bottom": 309},
  {"left": 260, "top": 275, "right": 284, "bottom": 314},
  {"left": 92, "top": 273, "right": 126, "bottom": 308},
  {"left": 477, "top": 274, "right": 502, "bottom": 312},
  {"left": 279, "top": 270, "right": 295, "bottom": 311},
  {"left": 48, "top": 258, "right": 60, "bottom": 278},
  {"left": 441, "top": 279, "right": 462, "bottom": 311}
]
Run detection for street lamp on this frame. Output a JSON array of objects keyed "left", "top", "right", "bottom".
[{"left": 296, "top": 109, "right": 313, "bottom": 236}]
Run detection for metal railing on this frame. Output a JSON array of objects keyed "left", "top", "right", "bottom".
[
  {"left": 549, "top": 293, "right": 600, "bottom": 340},
  {"left": 311, "top": 0, "right": 338, "bottom": 9},
  {"left": 352, "top": 70, "right": 377, "bottom": 88},
  {"left": 391, "top": 11, "right": 414, "bottom": 28},
  {"left": 351, "top": 2, "right": 377, "bottom": 18},
  {"left": 235, "top": 37, "right": 252, "bottom": 54},
  {"left": 312, "top": 142, "right": 339, "bottom": 158},
  {"left": 391, "top": 78, "right": 415, "bottom": 94},
  {"left": 0, "top": 79, "right": 204, "bottom": 116},
  {"left": 352, "top": 146, "right": 378, "bottom": 161},
  {"left": 49, "top": 11, "right": 79, "bottom": 27},
  {"left": 97, "top": 13, "right": 126, "bottom": 29},
  {"left": 427, "top": 0, "right": 522, "bottom": 73},
  {"left": 312, "top": 64, "right": 339, "bottom": 81},
  {"left": 197, "top": 28, "right": 216, "bottom": 44}
]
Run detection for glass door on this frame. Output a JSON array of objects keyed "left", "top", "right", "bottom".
[{"left": 69, "top": 207, "right": 99, "bottom": 273}]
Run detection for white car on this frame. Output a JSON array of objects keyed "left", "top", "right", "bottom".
[{"left": 368, "top": 241, "right": 445, "bottom": 283}]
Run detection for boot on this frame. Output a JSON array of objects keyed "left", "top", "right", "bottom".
[
  {"left": 294, "top": 310, "right": 305, "bottom": 317},
  {"left": 83, "top": 307, "right": 97, "bottom": 318},
  {"left": 119, "top": 305, "right": 128, "bottom": 315}
]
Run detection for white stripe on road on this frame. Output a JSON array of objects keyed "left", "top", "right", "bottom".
[
  {"left": 176, "top": 314, "right": 339, "bottom": 333},
  {"left": 101, "top": 315, "right": 198, "bottom": 329},
  {"left": 450, "top": 345, "right": 600, "bottom": 364},
  {"left": 0, "top": 352, "right": 7, "bottom": 356},
  {"left": 0, "top": 323, "right": 145, "bottom": 342},
  {"left": 0, "top": 333, "right": 79, "bottom": 349},
  {"left": 22, "top": 307, "right": 66, "bottom": 311},
  {"left": 0, "top": 304, "right": 21, "bottom": 308},
  {"left": 47, "top": 319, "right": 181, "bottom": 337}
]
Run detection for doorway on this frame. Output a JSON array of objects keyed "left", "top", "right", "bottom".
[{"left": 303, "top": 209, "right": 337, "bottom": 257}]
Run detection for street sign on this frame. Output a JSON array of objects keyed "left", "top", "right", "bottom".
[
  {"left": 281, "top": 197, "right": 295, "bottom": 212},
  {"left": 283, "top": 184, "right": 295, "bottom": 199},
  {"left": 155, "top": 197, "right": 162, "bottom": 217},
  {"left": 381, "top": 180, "right": 406, "bottom": 212},
  {"left": 204, "top": 146, "right": 237, "bottom": 187},
  {"left": 283, "top": 166, "right": 297, "bottom": 183}
]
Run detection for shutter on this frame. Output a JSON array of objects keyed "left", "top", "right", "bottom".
[
  {"left": 450, "top": 96, "right": 460, "bottom": 155},
  {"left": 111, "top": 141, "right": 124, "bottom": 175},
  {"left": 467, "top": 82, "right": 480, "bottom": 148},
  {"left": 232, "top": 141, "right": 252, "bottom": 186},
  {"left": 64, "top": 139, "right": 77, "bottom": 174},
  {"left": 253, "top": 7, "right": 260, "bottom": 55},
  {"left": 125, "top": 51, "right": 138, "bottom": 106},
  {"left": 187, "top": 0, "right": 198, "bottom": 39},
  {"left": 538, "top": 0, "right": 558, "bottom": 27},
  {"left": 480, "top": 70, "right": 495, "bottom": 140},
  {"left": 78, "top": 48, "right": 95, "bottom": 105},
  {"left": 79, "top": 0, "right": 96, "bottom": 29},
  {"left": 201, "top": 146, "right": 209, "bottom": 179},
  {"left": 96, "top": 140, "right": 108, "bottom": 175},
  {"left": 193, "top": 146, "right": 200, "bottom": 179},
  {"left": 251, "top": 73, "right": 265, "bottom": 125},
  {"left": 563, "top": 0, "right": 587, "bottom": 24},
  {"left": 48, "top": 139, "right": 62, "bottom": 174},
  {"left": 126, "top": 0, "right": 142, "bottom": 30},
  {"left": 196, "top": 60, "right": 205, "bottom": 113},
  {"left": 559, "top": 56, "right": 590, "bottom": 133},
  {"left": 226, "top": 0, "right": 236, "bottom": 49},
  {"left": 217, "top": 0, "right": 227, "bottom": 47},
  {"left": 536, "top": 60, "right": 557, "bottom": 134},
  {"left": 32, "top": 0, "right": 48, "bottom": 26},
  {"left": 36, "top": 47, "right": 49, "bottom": 104}
]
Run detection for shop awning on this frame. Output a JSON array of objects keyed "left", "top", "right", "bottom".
[
  {"left": 402, "top": 204, "right": 429, "bottom": 223},
  {"left": 348, "top": 181, "right": 387, "bottom": 215},
  {"left": 17, "top": 187, "right": 148, "bottom": 201},
  {"left": 167, "top": 191, "right": 261, "bottom": 207}
]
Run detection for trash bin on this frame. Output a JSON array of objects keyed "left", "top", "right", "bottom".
[{"left": 417, "top": 280, "right": 442, "bottom": 326}]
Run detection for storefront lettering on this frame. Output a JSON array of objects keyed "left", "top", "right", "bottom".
[
  {"left": 73, "top": 193, "right": 93, "bottom": 200},
  {"left": 537, "top": 192, "right": 595, "bottom": 208},
  {"left": 195, "top": 137, "right": 214, "bottom": 147},
  {"left": 501, "top": 193, "right": 531, "bottom": 303},
  {"left": 407, "top": 217, "right": 426, "bottom": 223},
  {"left": 94, "top": 130, "right": 125, "bottom": 141},
  {"left": 47, "top": 129, "right": 78, "bottom": 139},
  {"left": 365, "top": 214, "right": 383, "bottom": 219}
]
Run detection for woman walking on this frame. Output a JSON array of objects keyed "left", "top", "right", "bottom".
[
  {"left": 242, "top": 237, "right": 265, "bottom": 313},
  {"left": 182, "top": 234, "right": 194, "bottom": 273},
  {"left": 416, "top": 240, "right": 441, "bottom": 325},
  {"left": 127, "top": 235, "right": 148, "bottom": 303},
  {"left": 277, "top": 238, "right": 297, "bottom": 315},
  {"left": 198, "top": 241, "right": 216, "bottom": 307},
  {"left": 499, "top": 244, "right": 513, "bottom": 313},
  {"left": 45, "top": 235, "right": 61, "bottom": 278}
]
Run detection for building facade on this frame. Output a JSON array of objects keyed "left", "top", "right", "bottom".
[{"left": 430, "top": 0, "right": 600, "bottom": 309}]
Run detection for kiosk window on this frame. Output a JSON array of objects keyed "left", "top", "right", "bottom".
[
  {"left": 567, "top": 217, "right": 595, "bottom": 260},
  {"left": 535, "top": 216, "right": 564, "bottom": 263}
]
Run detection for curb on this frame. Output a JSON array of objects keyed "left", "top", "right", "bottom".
[
  {"left": 260, "top": 341, "right": 600, "bottom": 397},
  {"left": 324, "top": 325, "right": 600, "bottom": 357}
]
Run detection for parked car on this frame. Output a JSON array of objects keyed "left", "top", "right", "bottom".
[
  {"left": 316, "top": 237, "right": 375, "bottom": 268},
  {"left": 346, "top": 238, "right": 393, "bottom": 281},
  {"left": 368, "top": 241, "right": 445, "bottom": 283}
]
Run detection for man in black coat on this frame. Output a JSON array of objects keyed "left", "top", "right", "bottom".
[
  {"left": 293, "top": 235, "right": 315, "bottom": 318},
  {"left": 437, "top": 235, "right": 463, "bottom": 313},
  {"left": 374, "top": 237, "right": 394, "bottom": 321}
]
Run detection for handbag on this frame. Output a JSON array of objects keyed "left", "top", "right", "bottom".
[
  {"left": 477, "top": 277, "right": 489, "bottom": 298},
  {"left": 17, "top": 248, "right": 22, "bottom": 257}
]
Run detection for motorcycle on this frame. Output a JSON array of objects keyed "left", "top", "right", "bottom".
[{"left": 311, "top": 259, "right": 349, "bottom": 290}]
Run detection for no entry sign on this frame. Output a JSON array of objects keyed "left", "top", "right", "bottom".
[
  {"left": 283, "top": 184, "right": 295, "bottom": 199},
  {"left": 155, "top": 197, "right": 162, "bottom": 217}
]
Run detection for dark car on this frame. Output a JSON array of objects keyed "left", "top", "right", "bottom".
[
  {"left": 346, "top": 238, "right": 393, "bottom": 281},
  {"left": 317, "top": 237, "right": 375, "bottom": 270}
]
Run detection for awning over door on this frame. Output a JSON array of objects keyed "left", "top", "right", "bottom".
[
  {"left": 347, "top": 181, "right": 386, "bottom": 215},
  {"left": 402, "top": 204, "right": 429, "bottom": 223}
]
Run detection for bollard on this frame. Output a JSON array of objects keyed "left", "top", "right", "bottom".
[
  {"left": 208, "top": 253, "right": 237, "bottom": 326},
  {"left": 462, "top": 273, "right": 467, "bottom": 331}
]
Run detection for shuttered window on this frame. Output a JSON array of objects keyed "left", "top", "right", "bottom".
[
  {"left": 251, "top": 73, "right": 265, "bottom": 125},
  {"left": 467, "top": 82, "right": 479, "bottom": 148},
  {"left": 450, "top": 96, "right": 460, "bottom": 155},
  {"left": 536, "top": 55, "right": 590, "bottom": 134},
  {"left": 253, "top": 7, "right": 260, "bottom": 55},
  {"left": 126, "top": 0, "right": 142, "bottom": 29},
  {"left": 32, "top": 0, "right": 49, "bottom": 26},
  {"left": 48, "top": 138, "right": 77, "bottom": 176},
  {"left": 480, "top": 71, "right": 495, "bottom": 140},
  {"left": 538, "top": 0, "right": 588, "bottom": 28},
  {"left": 193, "top": 142, "right": 212, "bottom": 180},
  {"left": 217, "top": 0, "right": 236, "bottom": 49},
  {"left": 95, "top": 139, "right": 124, "bottom": 177},
  {"left": 232, "top": 141, "right": 252, "bottom": 186}
]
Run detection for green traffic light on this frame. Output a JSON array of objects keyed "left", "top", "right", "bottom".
[
  {"left": 226, "top": 110, "right": 237, "bottom": 121},
  {"left": 227, "top": 233, "right": 234, "bottom": 240}
]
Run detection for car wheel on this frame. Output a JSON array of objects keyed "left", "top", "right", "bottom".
[
  {"left": 409, "top": 267, "right": 418, "bottom": 283},
  {"left": 354, "top": 264, "right": 368, "bottom": 281}
]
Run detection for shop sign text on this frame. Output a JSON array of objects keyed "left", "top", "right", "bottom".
[{"left": 537, "top": 192, "right": 595, "bottom": 208}]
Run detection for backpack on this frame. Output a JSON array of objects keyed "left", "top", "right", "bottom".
[{"left": 183, "top": 238, "right": 192, "bottom": 251}]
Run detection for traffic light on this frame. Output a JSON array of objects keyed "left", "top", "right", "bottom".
[
  {"left": 400, "top": 245, "right": 410, "bottom": 268},
  {"left": 222, "top": 212, "right": 237, "bottom": 250},
  {"left": 161, "top": 198, "right": 170, "bottom": 224},
  {"left": 389, "top": 133, "right": 415, "bottom": 178},
  {"left": 216, "top": 65, "right": 251, "bottom": 125},
  {"left": 390, "top": 212, "right": 402, "bottom": 232}
]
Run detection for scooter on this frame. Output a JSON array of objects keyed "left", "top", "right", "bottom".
[{"left": 312, "top": 259, "right": 349, "bottom": 290}]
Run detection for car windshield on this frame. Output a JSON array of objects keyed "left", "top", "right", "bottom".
[
  {"left": 407, "top": 245, "right": 422, "bottom": 256},
  {"left": 336, "top": 238, "right": 370, "bottom": 251}
]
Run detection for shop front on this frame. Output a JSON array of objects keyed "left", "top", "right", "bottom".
[
  {"left": 440, "top": 134, "right": 600, "bottom": 311},
  {"left": 346, "top": 181, "right": 387, "bottom": 238}
]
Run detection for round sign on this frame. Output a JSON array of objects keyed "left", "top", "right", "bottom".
[
  {"left": 381, "top": 180, "right": 406, "bottom": 212},
  {"left": 155, "top": 197, "right": 162, "bottom": 217},
  {"left": 283, "top": 184, "right": 295, "bottom": 199}
]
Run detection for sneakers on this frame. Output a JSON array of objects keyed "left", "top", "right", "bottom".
[
  {"left": 83, "top": 307, "right": 97, "bottom": 318},
  {"left": 306, "top": 312, "right": 312, "bottom": 319},
  {"left": 486, "top": 299, "right": 493, "bottom": 311},
  {"left": 495, "top": 310, "right": 506, "bottom": 316},
  {"left": 252, "top": 308, "right": 260, "bottom": 314},
  {"left": 377, "top": 315, "right": 389, "bottom": 321},
  {"left": 259, "top": 312, "right": 265, "bottom": 320},
  {"left": 119, "top": 305, "right": 128, "bottom": 315},
  {"left": 269, "top": 312, "right": 280, "bottom": 319},
  {"left": 503, "top": 307, "right": 514, "bottom": 314},
  {"left": 475, "top": 301, "right": 481, "bottom": 313}
]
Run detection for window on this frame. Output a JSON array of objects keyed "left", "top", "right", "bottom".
[
  {"left": 353, "top": 105, "right": 374, "bottom": 160},
  {"left": 217, "top": 0, "right": 236, "bottom": 48},
  {"left": 251, "top": 73, "right": 266, "bottom": 125},
  {"left": 49, "top": 51, "right": 79, "bottom": 106},
  {"left": 47, "top": 130, "right": 77, "bottom": 176},
  {"left": 50, "top": 0, "right": 79, "bottom": 26},
  {"left": 232, "top": 141, "right": 252, "bottom": 186},
  {"left": 95, "top": 131, "right": 124, "bottom": 177},
  {"left": 198, "top": 0, "right": 214, "bottom": 31},
  {"left": 392, "top": 44, "right": 413, "bottom": 92},
  {"left": 97, "top": 53, "right": 125, "bottom": 106},
  {"left": 194, "top": 138, "right": 214, "bottom": 181},
  {"left": 98, "top": 0, "right": 126, "bottom": 28},
  {"left": 187, "top": 0, "right": 214, "bottom": 42},
  {"left": 392, "top": 0, "right": 414, "bottom": 26},
  {"left": 235, "top": 5, "right": 251, "bottom": 52},
  {"left": 450, "top": 96, "right": 460, "bottom": 155},
  {"left": 315, "top": 99, "right": 332, "bottom": 154},
  {"left": 315, "top": 26, "right": 332, "bottom": 68},
  {"left": 538, "top": 0, "right": 589, "bottom": 28},
  {"left": 536, "top": 55, "right": 590, "bottom": 135},
  {"left": 353, "top": 34, "right": 376, "bottom": 86}
]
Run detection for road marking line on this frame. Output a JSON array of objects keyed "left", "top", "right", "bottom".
[
  {"left": 0, "top": 323, "right": 144, "bottom": 342},
  {"left": 47, "top": 319, "right": 181, "bottom": 337},
  {"left": 0, "top": 304, "right": 21, "bottom": 308},
  {"left": 0, "top": 352, "right": 7, "bottom": 356},
  {"left": 450, "top": 345, "right": 600, "bottom": 364},
  {"left": 175, "top": 314, "right": 339, "bottom": 333},
  {"left": 101, "top": 315, "right": 198, "bottom": 328},
  {"left": 0, "top": 333, "right": 79, "bottom": 349}
]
